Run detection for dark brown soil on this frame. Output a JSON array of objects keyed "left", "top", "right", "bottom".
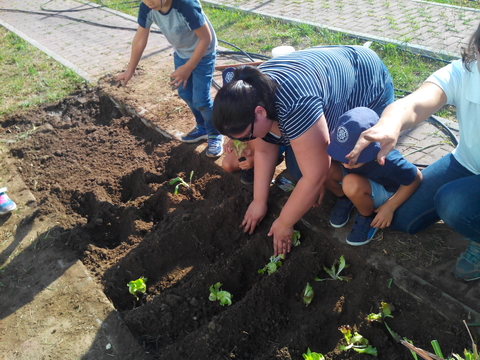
[{"left": 0, "top": 74, "right": 475, "bottom": 359}]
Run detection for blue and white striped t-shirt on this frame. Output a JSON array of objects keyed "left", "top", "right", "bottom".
[
  {"left": 259, "top": 46, "right": 391, "bottom": 146},
  {"left": 138, "top": 0, "right": 217, "bottom": 59}
]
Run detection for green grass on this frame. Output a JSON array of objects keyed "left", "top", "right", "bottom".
[{"left": 0, "top": 28, "right": 85, "bottom": 118}]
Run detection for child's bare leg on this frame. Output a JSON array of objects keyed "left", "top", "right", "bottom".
[
  {"left": 325, "top": 161, "right": 345, "bottom": 197},
  {"left": 222, "top": 151, "right": 240, "bottom": 173},
  {"left": 342, "top": 173, "right": 374, "bottom": 216}
]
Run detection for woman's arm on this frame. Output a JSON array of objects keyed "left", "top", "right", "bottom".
[
  {"left": 171, "top": 23, "right": 211, "bottom": 89},
  {"left": 270, "top": 115, "right": 330, "bottom": 256},
  {"left": 241, "top": 139, "right": 278, "bottom": 233},
  {"left": 347, "top": 82, "right": 447, "bottom": 165}
]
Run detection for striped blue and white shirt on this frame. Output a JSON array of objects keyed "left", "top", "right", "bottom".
[{"left": 259, "top": 46, "right": 391, "bottom": 146}]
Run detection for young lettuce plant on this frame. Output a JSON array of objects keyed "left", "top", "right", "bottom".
[
  {"left": 231, "top": 140, "right": 248, "bottom": 161},
  {"left": 209, "top": 282, "right": 233, "bottom": 306},
  {"left": 338, "top": 325, "right": 378, "bottom": 356},
  {"left": 315, "top": 255, "right": 352, "bottom": 282},
  {"left": 292, "top": 230, "right": 301, "bottom": 247},
  {"left": 302, "top": 282, "right": 314, "bottom": 307},
  {"left": 258, "top": 254, "right": 285, "bottom": 275},
  {"left": 366, "top": 302, "right": 394, "bottom": 323},
  {"left": 169, "top": 170, "right": 194, "bottom": 194},
  {"left": 127, "top": 276, "right": 147, "bottom": 300},
  {"left": 302, "top": 348, "right": 325, "bottom": 360}
]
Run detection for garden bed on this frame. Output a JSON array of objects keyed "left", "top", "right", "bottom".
[{"left": 1, "top": 83, "right": 475, "bottom": 359}]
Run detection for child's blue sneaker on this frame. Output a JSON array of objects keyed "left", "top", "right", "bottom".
[
  {"left": 453, "top": 240, "right": 480, "bottom": 281},
  {"left": 206, "top": 135, "right": 224, "bottom": 158},
  {"left": 0, "top": 188, "right": 17, "bottom": 215},
  {"left": 329, "top": 197, "right": 354, "bottom": 228},
  {"left": 346, "top": 213, "right": 378, "bottom": 246},
  {"left": 181, "top": 127, "right": 208, "bottom": 143}
]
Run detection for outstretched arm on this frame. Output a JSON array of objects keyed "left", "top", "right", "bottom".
[
  {"left": 115, "top": 26, "right": 150, "bottom": 86},
  {"left": 270, "top": 115, "right": 330, "bottom": 256},
  {"left": 347, "top": 82, "right": 447, "bottom": 166}
]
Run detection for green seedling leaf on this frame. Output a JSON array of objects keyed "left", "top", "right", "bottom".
[
  {"left": 231, "top": 140, "right": 248, "bottom": 158},
  {"left": 315, "top": 255, "right": 352, "bottom": 282},
  {"left": 431, "top": 340, "right": 444, "bottom": 359},
  {"left": 302, "top": 282, "right": 314, "bottom": 307},
  {"left": 367, "top": 302, "right": 394, "bottom": 323},
  {"left": 302, "top": 347, "right": 325, "bottom": 360},
  {"left": 169, "top": 176, "right": 190, "bottom": 194},
  {"left": 209, "top": 282, "right": 233, "bottom": 306},
  {"left": 338, "top": 325, "right": 377, "bottom": 356},
  {"left": 258, "top": 254, "right": 284, "bottom": 275},
  {"left": 127, "top": 276, "right": 147, "bottom": 300},
  {"left": 292, "top": 230, "right": 301, "bottom": 247}
]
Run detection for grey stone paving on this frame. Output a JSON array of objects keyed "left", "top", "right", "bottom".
[{"left": 206, "top": 0, "right": 480, "bottom": 59}]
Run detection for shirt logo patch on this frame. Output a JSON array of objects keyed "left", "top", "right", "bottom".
[{"left": 337, "top": 125, "right": 349, "bottom": 143}]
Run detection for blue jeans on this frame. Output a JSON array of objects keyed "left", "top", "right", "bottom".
[
  {"left": 285, "top": 78, "right": 395, "bottom": 181},
  {"left": 174, "top": 52, "right": 218, "bottom": 135},
  {"left": 390, "top": 153, "right": 480, "bottom": 241}
]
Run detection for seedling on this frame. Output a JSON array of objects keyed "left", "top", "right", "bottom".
[
  {"left": 338, "top": 325, "right": 378, "bottom": 356},
  {"left": 366, "top": 302, "right": 394, "bottom": 323},
  {"left": 169, "top": 170, "right": 194, "bottom": 194},
  {"left": 315, "top": 255, "right": 352, "bottom": 282},
  {"left": 258, "top": 254, "right": 284, "bottom": 275},
  {"left": 302, "top": 347, "right": 325, "bottom": 360},
  {"left": 292, "top": 230, "right": 301, "bottom": 247},
  {"left": 209, "top": 282, "right": 233, "bottom": 306},
  {"left": 231, "top": 140, "right": 248, "bottom": 159},
  {"left": 127, "top": 276, "right": 147, "bottom": 300},
  {"left": 302, "top": 282, "right": 314, "bottom": 307}
]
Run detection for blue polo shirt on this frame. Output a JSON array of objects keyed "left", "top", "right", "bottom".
[{"left": 138, "top": 0, "right": 217, "bottom": 59}]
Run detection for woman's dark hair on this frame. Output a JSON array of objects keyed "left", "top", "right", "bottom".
[
  {"left": 461, "top": 22, "right": 480, "bottom": 72},
  {"left": 213, "top": 65, "right": 280, "bottom": 136}
]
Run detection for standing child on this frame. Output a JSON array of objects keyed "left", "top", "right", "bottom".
[
  {"left": 325, "top": 107, "right": 422, "bottom": 246},
  {"left": 115, "top": 0, "right": 223, "bottom": 157}
]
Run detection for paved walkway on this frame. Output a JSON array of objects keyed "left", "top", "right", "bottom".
[{"left": 1, "top": 0, "right": 480, "bottom": 84}]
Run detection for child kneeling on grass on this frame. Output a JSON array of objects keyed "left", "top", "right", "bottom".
[{"left": 325, "top": 107, "right": 422, "bottom": 246}]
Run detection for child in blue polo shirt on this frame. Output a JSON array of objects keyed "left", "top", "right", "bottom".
[
  {"left": 116, "top": 0, "right": 223, "bottom": 157},
  {"left": 325, "top": 107, "right": 422, "bottom": 246}
]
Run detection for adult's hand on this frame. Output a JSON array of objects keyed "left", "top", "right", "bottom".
[
  {"left": 241, "top": 200, "right": 267, "bottom": 234},
  {"left": 268, "top": 219, "right": 293, "bottom": 256},
  {"left": 346, "top": 120, "right": 399, "bottom": 166}
]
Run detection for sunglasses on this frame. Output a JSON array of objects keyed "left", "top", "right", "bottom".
[{"left": 228, "top": 117, "right": 256, "bottom": 142}]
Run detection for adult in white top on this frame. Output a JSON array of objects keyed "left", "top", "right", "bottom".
[{"left": 348, "top": 23, "right": 480, "bottom": 282}]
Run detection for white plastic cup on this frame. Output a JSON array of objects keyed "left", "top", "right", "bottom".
[{"left": 271, "top": 46, "right": 295, "bottom": 58}]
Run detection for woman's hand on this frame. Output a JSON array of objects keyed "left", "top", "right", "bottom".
[
  {"left": 268, "top": 219, "right": 293, "bottom": 256},
  {"left": 346, "top": 120, "right": 399, "bottom": 166},
  {"left": 241, "top": 200, "right": 267, "bottom": 234}
]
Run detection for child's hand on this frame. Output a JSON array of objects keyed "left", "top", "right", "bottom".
[
  {"left": 238, "top": 156, "right": 254, "bottom": 170},
  {"left": 115, "top": 70, "right": 134, "bottom": 86},
  {"left": 223, "top": 139, "right": 233, "bottom": 154},
  {"left": 170, "top": 66, "right": 192, "bottom": 89},
  {"left": 371, "top": 204, "right": 394, "bottom": 228}
]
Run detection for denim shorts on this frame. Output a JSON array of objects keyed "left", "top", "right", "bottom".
[{"left": 340, "top": 167, "right": 394, "bottom": 209}]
